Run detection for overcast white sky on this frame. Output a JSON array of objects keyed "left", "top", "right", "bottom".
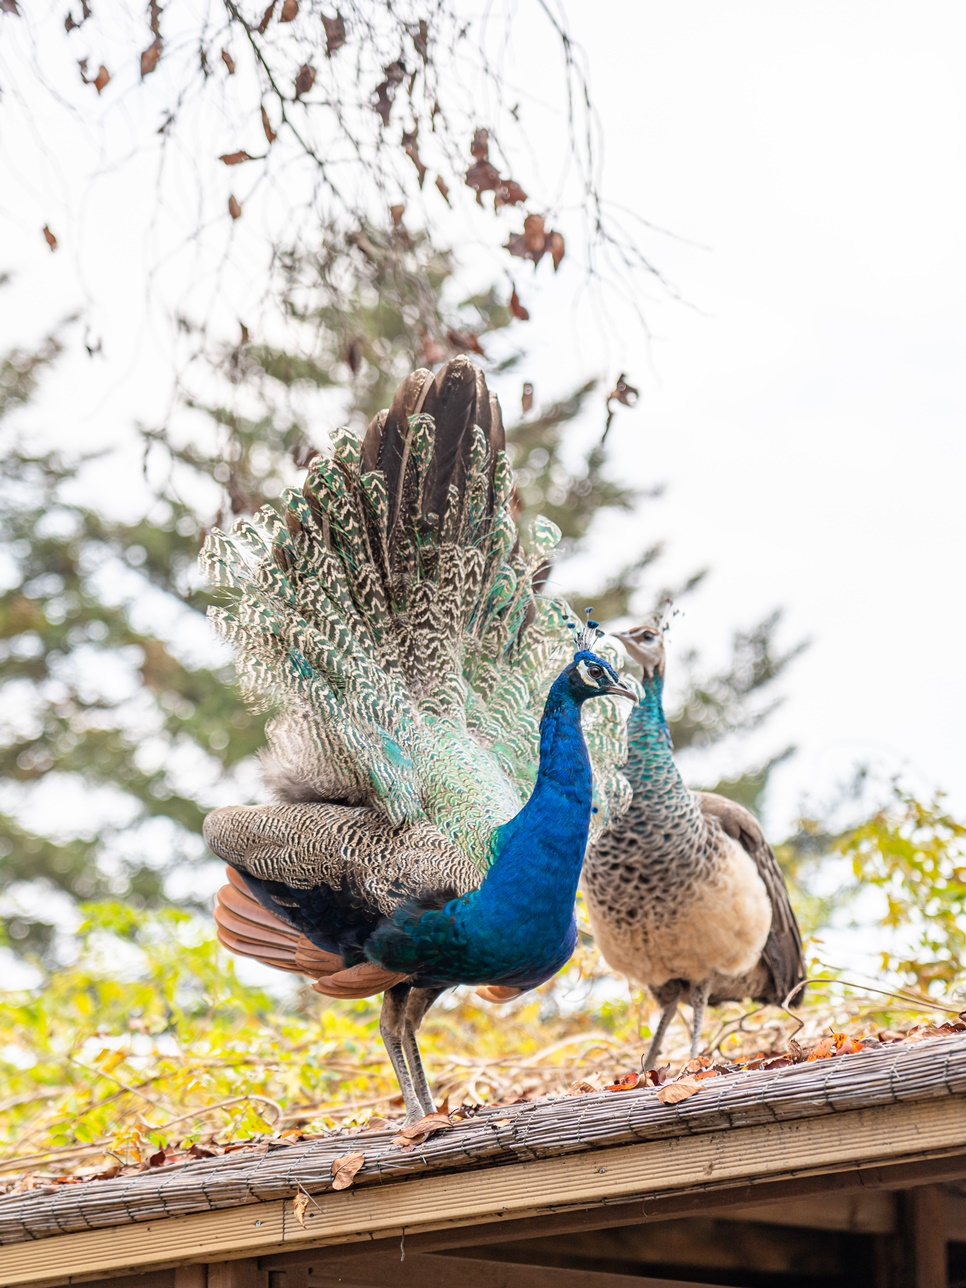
[{"left": 1, "top": 0, "right": 964, "bottom": 846}]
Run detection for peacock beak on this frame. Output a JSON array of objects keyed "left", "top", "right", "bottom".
[{"left": 600, "top": 678, "right": 636, "bottom": 699}]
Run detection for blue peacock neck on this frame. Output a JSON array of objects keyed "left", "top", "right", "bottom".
[{"left": 456, "top": 671, "right": 593, "bottom": 982}]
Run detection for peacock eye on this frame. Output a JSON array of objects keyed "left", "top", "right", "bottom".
[{"left": 588, "top": 665, "right": 604, "bottom": 678}]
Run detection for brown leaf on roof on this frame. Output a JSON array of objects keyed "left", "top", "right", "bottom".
[
  {"left": 605, "top": 1072, "right": 640, "bottom": 1092},
  {"left": 394, "top": 1112, "right": 455, "bottom": 1149},
  {"left": 656, "top": 1077, "right": 702, "bottom": 1105},
  {"left": 292, "top": 1188, "right": 309, "bottom": 1227},
  {"left": 330, "top": 1151, "right": 365, "bottom": 1190},
  {"left": 567, "top": 1079, "right": 597, "bottom": 1096}
]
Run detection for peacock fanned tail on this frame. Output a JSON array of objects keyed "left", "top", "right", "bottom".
[{"left": 200, "top": 358, "right": 631, "bottom": 877}]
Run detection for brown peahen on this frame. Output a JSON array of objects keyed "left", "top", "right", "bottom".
[
  {"left": 582, "top": 622, "right": 806, "bottom": 1067},
  {"left": 201, "top": 359, "right": 633, "bottom": 1121}
]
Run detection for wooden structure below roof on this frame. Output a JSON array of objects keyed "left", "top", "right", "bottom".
[{"left": 4, "top": 1034, "right": 966, "bottom": 1288}]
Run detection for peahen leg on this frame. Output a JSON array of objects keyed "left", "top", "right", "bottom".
[
  {"left": 643, "top": 996, "right": 678, "bottom": 1070},
  {"left": 402, "top": 986, "right": 443, "bottom": 1118},
  {"left": 379, "top": 983, "right": 425, "bottom": 1124},
  {"left": 690, "top": 981, "right": 710, "bottom": 1058}
]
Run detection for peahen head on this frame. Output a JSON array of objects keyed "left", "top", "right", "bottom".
[
  {"left": 615, "top": 622, "right": 665, "bottom": 683},
  {"left": 564, "top": 650, "right": 635, "bottom": 702}
]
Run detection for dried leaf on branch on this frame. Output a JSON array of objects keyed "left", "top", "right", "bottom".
[
  {"left": 294, "top": 64, "right": 316, "bottom": 99},
  {"left": 221, "top": 50, "right": 235, "bottom": 75},
  {"left": 321, "top": 12, "right": 345, "bottom": 56},
  {"left": 280, "top": 0, "right": 298, "bottom": 21},
  {"left": 219, "top": 151, "right": 254, "bottom": 166},
  {"left": 42, "top": 225, "right": 58, "bottom": 251},
  {"left": 140, "top": 39, "right": 162, "bottom": 79},
  {"left": 228, "top": 195, "right": 242, "bottom": 220},
  {"left": 261, "top": 106, "right": 276, "bottom": 144},
  {"left": 509, "top": 288, "right": 529, "bottom": 321}
]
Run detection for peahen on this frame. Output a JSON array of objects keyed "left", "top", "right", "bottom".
[
  {"left": 200, "top": 358, "right": 633, "bottom": 1121},
  {"left": 582, "top": 622, "right": 806, "bottom": 1067}
]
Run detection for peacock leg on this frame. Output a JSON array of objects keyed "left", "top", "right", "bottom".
[
  {"left": 379, "top": 983, "right": 425, "bottom": 1124},
  {"left": 689, "top": 981, "right": 710, "bottom": 1058},
  {"left": 402, "top": 987, "right": 444, "bottom": 1118},
  {"left": 643, "top": 990, "right": 680, "bottom": 1070}
]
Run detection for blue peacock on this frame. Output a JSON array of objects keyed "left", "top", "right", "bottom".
[
  {"left": 582, "top": 621, "right": 806, "bottom": 1066},
  {"left": 201, "top": 358, "right": 634, "bottom": 1121}
]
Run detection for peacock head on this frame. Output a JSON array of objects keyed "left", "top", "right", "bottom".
[
  {"left": 562, "top": 611, "right": 635, "bottom": 702},
  {"left": 615, "top": 622, "right": 665, "bottom": 682},
  {"left": 566, "top": 649, "right": 635, "bottom": 701}
]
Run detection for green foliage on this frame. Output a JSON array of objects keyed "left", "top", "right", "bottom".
[{"left": 838, "top": 790, "right": 966, "bottom": 995}]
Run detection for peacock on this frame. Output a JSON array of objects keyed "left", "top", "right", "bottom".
[
  {"left": 581, "top": 621, "right": 806, "bottom": 1068},
  {"left": 200, "top": 358, "right": 634, "bottom": 1122}
]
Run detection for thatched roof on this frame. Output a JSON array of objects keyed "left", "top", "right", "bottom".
[{"left": 2, "top": 1028, "right": 966, "bottom": 1260}]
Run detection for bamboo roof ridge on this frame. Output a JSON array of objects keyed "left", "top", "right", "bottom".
[{"left": 3, "top": 1030, "right": 966, "bottom": 1247}]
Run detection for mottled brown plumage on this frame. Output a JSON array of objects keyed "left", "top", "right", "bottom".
[{"left": 583, "top": 623, "right": 806, "bottom": 1066}]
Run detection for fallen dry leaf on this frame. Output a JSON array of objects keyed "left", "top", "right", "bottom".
[
  {"left": 364, "top": 1116, "right": 390, "bottom": 1131},
  {"left": 656, "top": 1077, "right": 702, "bottom": 1106},
  {"left": 568, "top": 1079, "right": 598, "bottom": 1096},
  {"left": 393, "top": 1112, "right": 454, "bottom": 1149},
  {"left": 292, "top": 1189, "right": 309, "bottom": 1227},
  {"left": 605, "top": 1071, "right": 641, "bottom": 1092},
  {"left": 330, "top": 1151, "right": 364, "bottom": 1191}
]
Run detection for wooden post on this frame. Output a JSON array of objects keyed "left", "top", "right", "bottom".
[
  {"left": 891, "top": 1187, "right": 948, "bottom": 1288},
  {"left": 206, "top": 1261, "right": 268, "bottom": 1288}
]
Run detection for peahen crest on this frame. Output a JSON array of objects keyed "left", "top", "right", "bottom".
[{"left": 200, "top": 359, "right": 631, "bottom": 873}]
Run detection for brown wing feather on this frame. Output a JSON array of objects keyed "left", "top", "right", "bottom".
[
  {"left": 213, "top": 869, "right": 408, "bottom": 998},
  {"left": 695, "top": 792, "right": 807, "bottom": 1005}
]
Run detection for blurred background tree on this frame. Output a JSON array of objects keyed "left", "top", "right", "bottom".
[{"left": 0, "top": 223, "right": 801, "bottom": 967}]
